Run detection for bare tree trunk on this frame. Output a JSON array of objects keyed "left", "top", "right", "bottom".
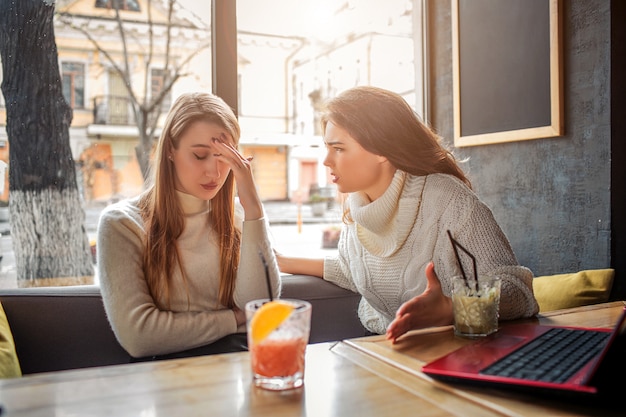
[
  {"left": 134, "top": 111, "right": 153, "bottom": 181},
  {"left": 0, "top": 0, "right": 93, "bottom": 281}
]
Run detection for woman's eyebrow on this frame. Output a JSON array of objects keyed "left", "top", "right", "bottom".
[
  {"left": 190, "top": 144, "right": 212, "bottom": 149},
  {"left": 324, "top": 140, "right": 344, "bottom": 146}
]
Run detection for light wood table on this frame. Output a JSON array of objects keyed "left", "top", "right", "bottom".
[
  {"left": 0, "top": 302, "right": 623, "bottom": 417},
  {"left": 334, "top": 301, "right": 626, "bottom": 417},
  {"left": 0, "top": 344, "right": 498, "bottom": 416}
]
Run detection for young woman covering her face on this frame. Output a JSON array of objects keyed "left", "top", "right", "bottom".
[
  {"left": 98, "top": 92, "right": 280, "bottom": 359},
  {"left": 277, "top": 86, "right": 539, "bottom": 342}
]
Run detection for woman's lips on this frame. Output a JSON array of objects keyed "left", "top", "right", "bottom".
[
  {"left": 201, "top": 183, "right": 218, "bottom": 191},
  {"left": 331, "top": 174, "right": 338, "bottom": 184}
]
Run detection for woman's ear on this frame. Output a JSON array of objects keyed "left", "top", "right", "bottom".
[
  {"left": 376, "top": 154, "right": 388, "bottom": 162},
  {"left": 376, "top": 154, "right": 391, "bottom": 166},
  {"left": 377, "top": 155, "right": 396, "bottom": 176}
]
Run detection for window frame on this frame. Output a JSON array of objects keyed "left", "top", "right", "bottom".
[
  {"left": 212, "top": 0, "right": 238, "bottom": 115},
  {"left": 61, "top": 60, "right": 86, "bottom": 110},
  {"left": 150, "top": 67, "right": 173, "bottom": 112},
  {"left": 95, "top": 0, "right": 141, "bottom": 13}
]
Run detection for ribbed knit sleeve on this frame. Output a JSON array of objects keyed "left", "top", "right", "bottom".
[{"left": 424, "top": 175, "right": 538, "bottom": 321}]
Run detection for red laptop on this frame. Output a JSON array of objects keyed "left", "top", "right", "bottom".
[{"left": 422, "top": 306, "right": 626, "bottom": 406}]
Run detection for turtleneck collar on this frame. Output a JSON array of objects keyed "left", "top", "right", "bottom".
[
  {"left": 348, "top": 170, "right": 426, "bottom": 257},
  {"left": 176, "top": 190, "right": 211, "bottom": 216}
]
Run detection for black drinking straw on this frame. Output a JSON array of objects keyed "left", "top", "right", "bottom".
[
  {"left": 447, "top": 230, "right": 478, "bottom": 291},
  {"left": 258, "top": 250, "right": 274, "bottom": 302}
]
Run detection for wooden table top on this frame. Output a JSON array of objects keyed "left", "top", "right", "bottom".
[{"left": 1, "top": 301, "right": 624, "bottom": 417}]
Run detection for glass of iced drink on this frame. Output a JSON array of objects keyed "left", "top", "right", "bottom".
[
  {"left": 246, "top": 299, "right": 312, "bottom": 391},
  {"left": 451, "top": 275, "right": 501, "bottom": 338}
]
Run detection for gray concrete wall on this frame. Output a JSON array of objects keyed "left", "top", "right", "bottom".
[{"left": 429, "top": 0, "right": 611, "bottom": 277}]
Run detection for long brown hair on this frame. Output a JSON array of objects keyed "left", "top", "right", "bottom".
[
  {"left": 138, "top": 92, "right": 241, "bottom": 309},
  {"left": 320, "top": 86, "right": 471, "bottom": 188}
]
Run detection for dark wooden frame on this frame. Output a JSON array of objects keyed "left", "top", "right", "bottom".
[{"left": 212, "top": 0, "right": 238, "bottom": 115}]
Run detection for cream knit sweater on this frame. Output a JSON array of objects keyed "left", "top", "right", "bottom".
[
  {"left": 97, "top": 191, "right": 280, "bottom": 357},
  {"left": 323, "top": 171, "right": 539, "bottom": 334}
]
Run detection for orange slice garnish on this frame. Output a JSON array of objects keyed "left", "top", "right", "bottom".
[{"left": 250, "top": 300, "right": 295, "bottom": 344}]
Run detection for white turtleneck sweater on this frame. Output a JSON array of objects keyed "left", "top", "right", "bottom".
[
  {"left": 323, "top": 171, "right": 539, "bottom": 335},
  {"left": 97, "top": 191, "right": 280, "bottom": 357}
]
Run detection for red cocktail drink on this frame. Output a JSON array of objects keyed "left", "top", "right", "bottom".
[
  {"left": 246, "top": 299, "right": 311, "bottom": 390},
  {"left": 250, "top": 338, "right": 306, "bottom": 377}
]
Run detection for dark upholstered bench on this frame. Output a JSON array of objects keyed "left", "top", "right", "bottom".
[{"left": 0, "top": 274, "right": 365, "bottom": 375}]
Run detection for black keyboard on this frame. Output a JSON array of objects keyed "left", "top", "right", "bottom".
[{"left": 480, "top": 328, "right": 610, "bottom": 383}]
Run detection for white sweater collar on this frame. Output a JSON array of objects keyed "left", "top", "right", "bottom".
[
  {"left": 349, "top": 170, "right": 426, "bottom": 257},
  {"left": 176, "top": 190, "right": 210, "bottom": 216}
]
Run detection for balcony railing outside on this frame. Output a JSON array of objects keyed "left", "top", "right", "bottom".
[{"left": 93, "top": 95, "right": 134, "bottom": 125}]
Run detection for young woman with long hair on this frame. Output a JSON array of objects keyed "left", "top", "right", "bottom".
[
  {"left": 98, "top": 92, "right": 280, "bottom": 359},
  {"left": 277, "top": 86, "right": 538, "bottom": 342}
]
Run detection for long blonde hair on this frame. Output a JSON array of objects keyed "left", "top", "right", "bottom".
[
  {"left": 320, "top": 86, "right": 471, "bottom": 188},
  {"left": 138, "top": 92, "right": 241, "bottom": 309}
]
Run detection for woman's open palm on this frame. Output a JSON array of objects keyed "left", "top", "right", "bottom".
[{"left": 386, "top": 262, "right": 454, "bottom": 343}]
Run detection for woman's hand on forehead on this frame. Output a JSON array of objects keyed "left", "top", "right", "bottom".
[
  {"left": 211, "top": 133, "right": 262, "bottom": 220},
  {"left": 211, "top": 133, "right": 248, "bottom": 162}
]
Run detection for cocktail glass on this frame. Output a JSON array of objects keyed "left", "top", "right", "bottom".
[
  {"left": 451, "top": 275, "right": 501, "bottom": 338},
  {"left": 246, "top": 299, "right": 311, "bottom": 391}
]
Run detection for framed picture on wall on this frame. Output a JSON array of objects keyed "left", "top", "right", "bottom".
[{"left": 452, "top": 0, "right": 563, "bottom": 147}]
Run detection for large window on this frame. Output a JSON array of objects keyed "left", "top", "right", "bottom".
[{"left": 0, "top": 0, "right": 424, "bottom": 288}]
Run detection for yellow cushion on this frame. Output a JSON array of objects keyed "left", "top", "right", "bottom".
[
  {"left": 533, "top": 269, "right": 615, "bottom": 313},
  {"left": 0, "top": 302, "right": 21, "bottom": 378}
]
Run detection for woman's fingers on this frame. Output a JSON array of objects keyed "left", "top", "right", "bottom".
[
  {"left": 211, "top": 135, "right": 250, "bottom": 169},
  {"left": 211, "top": 134, "right": 263, "bottom": 219},
  {"left": 386, "top": 314, "right": 410, "bottom": 343}
]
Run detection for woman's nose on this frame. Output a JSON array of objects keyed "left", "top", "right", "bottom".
[{"left": 204, "top": 158, "right": 221, "bottom": 177}]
